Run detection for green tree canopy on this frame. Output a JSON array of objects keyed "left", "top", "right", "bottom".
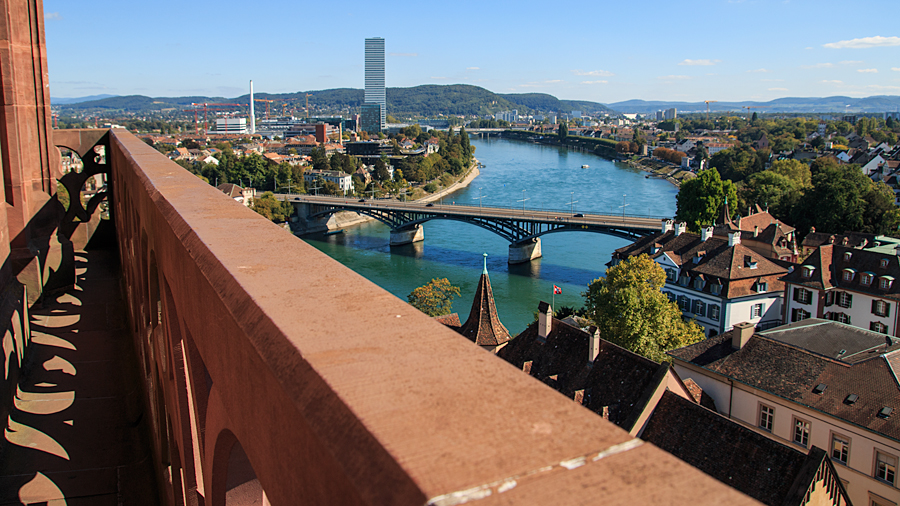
[
  {"left": 708, "top": 145, "right": 762, "bottom": 183},
  {"left": 582, "top": 255, "right": 704, "bottom": 362},
  {"left": 675, "top": 169, "right": 738, "bottom": 232},
  {"left": 251, "top": 192, "right": 294, "bottom": 223},
  {"left": 407, "top": 278, "right": 461, "bottom": 316},
  {"left": 558, "top": 122, "right": 568, "bottom": 139},
  {"left": 739, "top": 171, "right": 800, "bottom": 220}
]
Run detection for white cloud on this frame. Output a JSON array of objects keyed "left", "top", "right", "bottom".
[
  {"left": 580, "top": 80, "right": 608, "bottom": 85},
  {"left": 466, "top": 67, "right": 480, "bottom": 70},
  {"left": 865, "top": 84, "right": 900, "bottom": 91},
  {"left": 679, "top": 59, "right": 721, "bottom": 66},
  {"left": 748, "top": 68, "right": 769, "bottom": 73},
  {"left": 656, "top": 75, "right": 691, "bottom": 80},
  {"left": 857, "top": 68, "right": 878, "bottom": 73},
  {"left": 389, "top": 52, "right": 418, "bottom": 57},
  {"left": 44, "top": 11, "right": 61, "bottom": 20},
  {"left": 768, "top": 88, "right": 788, "bottom": 91},
  {"left": 801, "top": 63, "right": 833, "bottom": 69},
  {"left": 572, "top": 69, "right": 614, "bottom": 77},
  {"left": 892, "top": 67, "right": 900, "bottom": 71},
  {"left": 839, "top": 60, "right": 863, "bottom": 65},
  {"left": 821, "top": 80, "right": 843, "bottom": 84},
  {"left": 824, "top": 36, "right": 900, "bottom": 49}
]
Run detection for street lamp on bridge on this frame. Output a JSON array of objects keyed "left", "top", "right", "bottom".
[
  {"left": 619, "top": 194, "right": 629, "bottom": 225},
  {"left": 569, "top": 192, "right": 579, "bottom": 215},
  {"left": 517, "top": 189, "right": 529, "bottom": 215},
  {"left": 473, "top": 187, "right": 486, "bottom": 208}
]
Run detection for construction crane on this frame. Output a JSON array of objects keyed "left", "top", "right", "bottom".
[
  {"left": 253, "top": 98, "right": 275, "bottom": 120},
  {"left": 742, "top": 105, "right": 769, "bottom": 119},
  {"left": 187, "top": 103, "right": 243, "bottom": 134},
  {"left": 704, "top": 100, "right": 718, "bottom": 122}
]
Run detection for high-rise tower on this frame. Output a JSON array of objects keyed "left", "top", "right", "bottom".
[{"left": 364, "top": 37, "right": 385, "bottom": 132}]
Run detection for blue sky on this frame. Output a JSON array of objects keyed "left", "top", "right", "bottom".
[{"left": 44, "top": 0, "right": 900, "bottom": 104}]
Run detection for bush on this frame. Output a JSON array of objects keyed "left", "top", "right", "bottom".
[{"left": 424, "top": 182, "right": 438, "bottom": 193}]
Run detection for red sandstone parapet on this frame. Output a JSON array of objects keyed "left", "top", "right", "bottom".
[{"left": 109, "top": 129, "right": 761, "bottom": 505}]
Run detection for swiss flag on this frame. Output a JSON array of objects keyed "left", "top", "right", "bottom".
[{"left": 553, "top": 285, "right": 562, "bottom": 294}]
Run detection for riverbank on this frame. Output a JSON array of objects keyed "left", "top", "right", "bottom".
[{"left": 417, "top": 161, "right": 480, "bottom": 203}]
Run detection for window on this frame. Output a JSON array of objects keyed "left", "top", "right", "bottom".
[
  {"left": 665, "top": 268, "right": 677, "bottom": 282},
  {"left": 793, "top": 418, "right": 810, "bottom": 447},
  {"left": 862, "top": 273, "right": 874, "bottom": 286},
  {"left": 843, "top": 269, "right": 855, "bottom": 282},
  {"left": 793, "top": 287, "right": 812, "bottom": 304},
  {"left": 677, "top": 295, "right": 689, "bottom": 311},
  {"left": 751, "top": 303, "right": 764, "bottom": 319},
  {"left": 692, "top": 299, "right": 706, "bottom": 317},
  {"left": 693, "top": 277, "right": 704, "bottom": 290},
  {"left": 824, "top": 291, "right": 835, "bottom": 307},
  {"left": 837, "top": 292, "right": 852, "bottom": 308},
  {"left": 710, "top": 283, "right": 722, "bottom": 295},
  {"left": 873, "top": 300, "right": 891, "bottom": 318},
  {"left": 827, "top": 312, "right": 851, "bottom": 324},
  {"left": 875, "top": 451, "right": 897, "bottom": 485},
  {"left": 871, "top": 321, "right": 888, "bottom": 334},
  {"left": 844, "top": 252, "right": 852, "bottom": 262},
  {"left": 678, "top": 274, "right": 690, "bottom": 287},
  {"left": 792, "top": 308, "right": 811, "bottom": 322},
  {"left": 801, "top": 265, "right": 815, "bottom": 278},
  {"left": 831, "top": 434, "right": 850, "bottom": 464},
  {"left": 881, "top": 258, "right": 889, "bottom": 269},
  {"left": 709, "top": 305, "right": 720, "bottom": 321},
  {"left": 880, "top": 277, "right": 894, "bottom": 290},
  {"left": 664, "top": 291, "right": 676, "bottom": 302},
  {"left": 755, "top": 282, "right": 768, "bottom": 293},
  {"left": 759, "top": 405, "right": 774, "bottom": 432}
]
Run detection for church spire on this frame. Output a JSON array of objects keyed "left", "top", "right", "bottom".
[{"left": 459, "top": 254, "right": 510, "bottom": 349}]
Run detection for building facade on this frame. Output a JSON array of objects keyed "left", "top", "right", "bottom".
[
  {"left": 364, "top": 37, "right": 385, "bottom": 132},
  {"left": 670, "top": 321, "right": 900, "bottom": 506}
]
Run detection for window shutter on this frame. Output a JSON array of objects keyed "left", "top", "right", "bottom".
[
  {"left": 793, "top": 287, "right": 799, "bottom": 302},
  {"left": 887, "top": 303, "right": 891, "bottom": 318},
  {"left": 873, "top": 299, "right": 878, "bottom": 314}
]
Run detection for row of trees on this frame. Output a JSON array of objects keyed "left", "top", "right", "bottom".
[
  {"left": 676, "top": 157, "right": 900, "bottom": 238},
  {"left": 653, "top": 147, "right": 688, "bottom": 165}
]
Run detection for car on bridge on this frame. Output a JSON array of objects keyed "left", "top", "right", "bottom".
[{"left": 574, "top": 213, "right": 584, "bottom": 217}]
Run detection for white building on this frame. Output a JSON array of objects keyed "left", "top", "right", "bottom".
[
  {"left": 304, "top": 170, "right": 354, "bottom": 194},
  {"left": 611, "top": 220, "right": 787, "bottom": 337},
  {"left": 215, "top": 118, "right": 248, "bottom": 134},
  {"left": 669, "top": 320, "right": 900, "bottom": 506},
  {"left": 783, "top": 234, "right": 900, "bottom": 335}
]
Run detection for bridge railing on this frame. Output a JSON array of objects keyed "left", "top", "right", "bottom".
[
  {"left": 109, "top": 129, "right": 759, "bottom": 505},
  {"left": 283, "top": 194, "right": 673, "bottom": 220}
]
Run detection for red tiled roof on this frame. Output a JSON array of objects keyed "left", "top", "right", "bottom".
[{"left": 458, "top": 272, "right": 510, "bottom": 347}]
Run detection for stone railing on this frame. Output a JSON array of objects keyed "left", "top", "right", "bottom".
[{"left": 107, "top": 128, "right": 760, "bottom": 505}]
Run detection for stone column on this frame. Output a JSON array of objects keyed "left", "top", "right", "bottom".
[
  {"left": 508, "top": 237, "right": 542, "bottom": 264},
  {"left": 389, "top": 224, "right": 424, "bottom": 246}
]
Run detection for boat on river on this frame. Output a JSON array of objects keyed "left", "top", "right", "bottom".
[{"left": 581, "top": 164, "right": 589, "bottom": 169}]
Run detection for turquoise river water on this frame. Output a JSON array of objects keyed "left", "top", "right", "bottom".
[{"left": 302, "top": 137, "right": 678, "bottom": 334}]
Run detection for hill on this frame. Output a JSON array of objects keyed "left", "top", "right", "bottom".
[{"left": 608, "top": 96, "right": 900, "bottom": 114}]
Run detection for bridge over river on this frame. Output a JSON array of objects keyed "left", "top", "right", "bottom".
[{"left": 281, "top": 194, "right": 669, "bottom": 263}]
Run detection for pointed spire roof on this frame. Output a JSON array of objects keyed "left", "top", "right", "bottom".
[{"left": 459, "top": 254, "right": 510, "bottom": 347}]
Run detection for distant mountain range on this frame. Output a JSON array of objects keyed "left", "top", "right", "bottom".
[
  {"left": 50, "top": 86, "right": 900, "bottom": 116},
  {"left": 607, "top": 96, "right": 900, "bottom": 115},
  {"left": 50, "top": 94, "right": 119, "bottom": 105}
]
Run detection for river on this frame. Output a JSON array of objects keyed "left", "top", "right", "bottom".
[{"left": 302, "top": 137, "right": 678, "bottom": 334}]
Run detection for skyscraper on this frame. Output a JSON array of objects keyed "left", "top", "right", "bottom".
[{"left": 364, "top": 37, "right": 385, "bottom": 133}]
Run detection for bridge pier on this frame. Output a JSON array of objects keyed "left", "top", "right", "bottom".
[
  {"left": 509, "top": 238, "right": 542, "bottom": 264},
  {"left": 390, "top": 224, "right": 424, "bottom": 246}
]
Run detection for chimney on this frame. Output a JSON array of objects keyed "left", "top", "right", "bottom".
[
  {"left": 736, "top": 215, "right": 742, "bottom": 228},
  {"left": 538, "top": 301, "right": 552, "bottom": 339},
  {"left": 661, "top": 219, "right": 674, "bottom": 233},
  {"left": 588, "top": 326, "right": 600, "bottom": 362},
  {"left": 753, "top": 225, "right": 759, "bottom": 237},
  {"left": 674, "top": 222, "right": 686, "bottom": 236},
  {"left": 732, "top": 322, "right": 755, "bottom": 350},
  {"left": 728, "top": 230, "right": 741, "bottom": 246},
  {"left": 249, "top": 80, "right": 256, "bottom": 135},
  {"left": 701, "top": 226, "right": 713, "bottom": 242}
]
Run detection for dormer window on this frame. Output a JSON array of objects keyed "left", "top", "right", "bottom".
[
  {"left": 754, "top": 281, "right": 768, "bottom": 293},
  {"left": 844, "top": 252, "right": 852, "bottom": 261},
  {"left": 881, "top": 258, "right": 889, "bottom": 269},
  {"left": 665, "top": 268, "right": 677, "bottom": 282},
  {"left": 744, "top": 256, "right": 758, "bottom": 269},
  {"left": 862, "top": 273, "right": 874, "bottom": 286},
  {"left": 881, "top": 276, "right": 894, "bottom": 290},
  {"left": 678, "top": 274, "right": 690, "bottom": 287},
  {"left": 842, "top": 268, "right": 856, "bottom": 282},
  {"left": 693, "top": 277, "right": 704, "bottom": 290},
  {"left": 801, "top": 265, "right": 815, "bottom": 278}
]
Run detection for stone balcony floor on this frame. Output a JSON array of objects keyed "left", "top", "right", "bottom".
[{"left": 1, "top": 230, "right": 158, "bottom": 505}]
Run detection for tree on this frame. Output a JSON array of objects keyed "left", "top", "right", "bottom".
[
  {"left": 708, "top": 145, "right": 761, "bottom": 183},
  {"left": 251, "top": 192, "right": 294, "bottom": 223},
  {"left": 558, "top": 122, "right": 568, "bottom": 139},
  {"left": 675, "top": 169, "right": 738, "bottom": 232},
  {"left": 407, "top": 278, "right": 461, "bottom": 316},
  {"left": 739, "top": 171, "right": 800, "bottom": 220},
  {"left": 583, "top": 255, "right": 704, "bottom": 362},
  {"left": 769, "top": 159, "right": 811, "bottom": 189}
]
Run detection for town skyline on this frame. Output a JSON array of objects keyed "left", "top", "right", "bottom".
[{"left": 43, "top": 0, "right": 900, "bottom": 103}]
